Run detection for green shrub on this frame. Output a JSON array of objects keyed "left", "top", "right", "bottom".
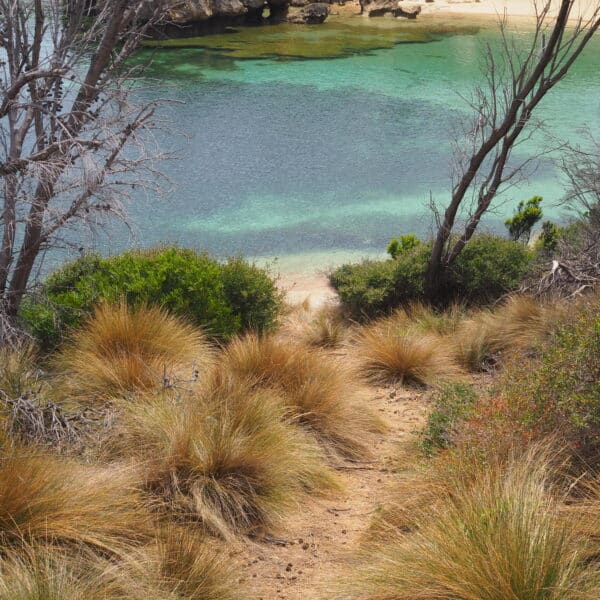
[
  {"left": 504, "top": 195, "right": 543, "bottom": 243},
  {"left": 329, "top": 243, "right": 430, "bottom": 319},
  {"left": 386, "top": 233, "right": 421, "bottom": 260},
  {"left": 21, "top": 248, "right": 282, "bottom": 349},
  {"left": 330, "top": 235, "right": 532, "bottom": 318},
  {"left": 449, "top": 235, "right": 533, "bottom": 303},
  {"left": 420, "top": 383, "right": 478, "bottom": 456},
  {"left": 537, "top": 221, "right": 561, "bottom": 252},
  {"left": 499, "top": 296, "right": 600, "bottom": 459}
]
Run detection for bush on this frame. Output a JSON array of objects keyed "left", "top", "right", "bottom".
[
  {"left": 449, "top": 234, "right": 533, "bottom": 303},
  {"left": 420, "top": 384, "right": 478, "bottom": 456},
  {"left": 497, "top": 295, "right": 600, "bottom": 460},
  {"left": 21, "top": 248, "right": 282, "bottom": 349},
  {"left": 330, "top": 235, "right": 532, "bottom": 318},
  {"left": 329, "top": 244, "right": 430, "bottom": 319}
]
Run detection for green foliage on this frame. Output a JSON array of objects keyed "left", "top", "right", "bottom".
[
  {"left": 329, "top": 243, "right": 430, "bottom": 319},
  {"left": 500, "top": 297, "right": 600, "bottom": 458},
  {"left": 331, "top": 235, "right": 532, "bottom": 317},
  {"left": 219, "top": 257, "right": 282, "bottom": 333},
  {"left": 450, "top": 235, "right": 534, "bottom": 303},
  {"left": 505, "top": 195, "right": 543, "bottom": 243},
  {"left": 537, "top": 220, "right": 561, "bottom": 252},
  {"left": 420, "top": 384, "right": 478, "bottom": 456},
  {"left": 21, "top": 248, "right": 282, "bottom": 349},
  {"left": 386, "top": 234, "right": 421, "bottom": 260}
]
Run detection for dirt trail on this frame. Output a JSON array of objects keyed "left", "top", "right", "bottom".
[{"left": 236, "top": 383, "right": 429, "bottom": 600}]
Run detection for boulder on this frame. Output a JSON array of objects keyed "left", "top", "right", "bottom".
[
  {"left": 288, "top": 2, "right": 329, "bottom": 22},
  {"left": 359, "top": 0, "right": 421, "bottom": 17},
  {"left": 396, "top": 2, "right": 421, "bottom": 17},
  {"left": 166, "top": 0, "right": 247, "bottom": 22}
]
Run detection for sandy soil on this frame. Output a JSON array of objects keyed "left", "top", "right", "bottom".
[{"left": 234, "top": 380, "right": 430, "bottom": 599}]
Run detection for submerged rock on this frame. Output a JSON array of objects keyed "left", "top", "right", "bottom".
[{"left": 288, "top": 2, "right": 330, "bottom": 23}]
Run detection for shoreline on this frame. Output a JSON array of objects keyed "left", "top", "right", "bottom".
[{"left": 330, "top": 0, "right": 597, "bottom": 21}]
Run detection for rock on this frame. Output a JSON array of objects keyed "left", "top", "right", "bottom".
[
  {"left": 288, "top": 2, "right": 329, "bottom": 23},
  {"left": 396, "top": 2, "right": 421, "bottom": 17},
  {"left": 359, "top": 0, "right": 421, "bottom": 17}
]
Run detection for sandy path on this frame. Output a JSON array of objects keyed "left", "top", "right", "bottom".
[{"left": 235, "top": 381, "right": 429, "bottom": 599}]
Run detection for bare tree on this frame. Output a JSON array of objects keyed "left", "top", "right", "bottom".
[
  {"left": 0, "top": 0, "right": 166, "bottom": 333},
  {"left": 426, "top": 0, "right": 600, "bottom": 300}
]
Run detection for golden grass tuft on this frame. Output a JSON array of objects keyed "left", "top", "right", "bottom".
[
  {"left": 214, "top": 334, "right": 385, "bottom": 459},
  {"left": 453, "top": 295, "right": 564, "bottom": 370},
  {"left": 55, "top": 302, "right": 213, "bottom": 399},
  {"left": 0, "top": 343, "right": 43, "bottom": 399},
  {"left": 0, "top": 448, "right": 152, "bottom": 552},
  {"left": 354, "top": 313, "right": 462, "bottom": 386},
  {"left": 113, "top": 382, "right": 337, "bottom": 538},
  {"left": 340, "top": 445, "right": 599, "bottom": 600},
  {"left": 0, "top": 545, "right": 129, "bottom": 600}
]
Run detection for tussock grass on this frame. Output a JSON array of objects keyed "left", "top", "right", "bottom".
[
  {"left": 148, "top": 526, "right": 241, "bottom": 599},
  {"left": 215, "top": 334, "right": 384, "bottom": 459},
  {"left": 55, "top": 302, "right": 212, "bottom": 399},
  {"left": 340, "top": 446, "right": 599, "bottom": 600},
  {"left": 0, "top": 343, "right": 43, "bottom": 399},
  {"left": 0, "top": 448, "right": 152, "bottom": 552},
  {"left": 0, "top": 546, "right": 128, "bottom": 600},
  {"left": 354, "top": 314, "right": 462, "bottom": 386},
  {"left": 453, "top": 295, "right": 563, "bottom": 370},
  {"left": 114, "top": 383, "right": 336, "bottom": 538}
]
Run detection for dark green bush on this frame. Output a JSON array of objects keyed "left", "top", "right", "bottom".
[
  {"left": 504, "top": 195, "right": 543, "bottom": 243},
  {"left": 21, "top": 248, "right": 282, "bottom": 349},
  {"left": 329, "top": 243, "right": 430, "bottom": 319},
  {"left": 420, "top": 383, "right": 478, "bottom": 456},
  {"left": 330, "top": 235, "right": 532, "bottom": 318},
  {"left": 448, "top": 235, "right": 533, "bottom": 303}
]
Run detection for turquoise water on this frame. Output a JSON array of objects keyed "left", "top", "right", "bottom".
[{"left": 120, "top": 16, "right": 600, "bottom": 269}]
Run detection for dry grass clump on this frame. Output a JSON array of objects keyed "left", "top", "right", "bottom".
[
  {"left": 147, "top": 526, "right": 241, "bottom": 600},
  {"left": 354, "top": 315, "right": 462, "bottom": 386},
  {"left": 214, "top": 334, "right": 384, "bottom": 459},
  {"left": 278, "top": 302, "right": 348, "bottom": 348},
  {"left": 339, "top": 445, "right": 599, "bottom": 600},
  {"left": 55, "top": 302, "right": 212, "bottom": 399},
  {"left": 0, "top": 546, "right": 128, "bottom": 600},
  {"left": 0, "top": 448, "right": 152, "bottom": 552},
  {"left": 0, "top": 343, "right": 44, "bottom": 399},
  {"left": 453, "top": 295, "right": 564, "bottom": 370},
  {"left": 114, "top": 383, "right": 336, "bottom": 538}
]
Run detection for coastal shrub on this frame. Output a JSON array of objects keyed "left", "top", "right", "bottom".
[
  {"left": 55, "top": 302, "right": 213, "bottom": 400},
  {"left": 449, "top": 234, "right": 534, "bottom": 303},
  {"left": 21, "top": 248, "right": 281, "bottom": 349},
  {"left": 330, "top": 235, "right": 532, "bottom": 318},
  {"left": 420, "top": 383, "right": 478, "bottom": 456},
  {"left": 329, "top": 243, "right": 430, "bottom": 319}
]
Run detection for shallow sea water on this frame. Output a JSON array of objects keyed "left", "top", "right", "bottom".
[{"left": 112, "top": 15, "right": 600, "bottom": 271}]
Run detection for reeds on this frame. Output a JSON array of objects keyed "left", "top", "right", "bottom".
[{"left": 55, "top": 302, "right": 212, "bottom": 399}]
